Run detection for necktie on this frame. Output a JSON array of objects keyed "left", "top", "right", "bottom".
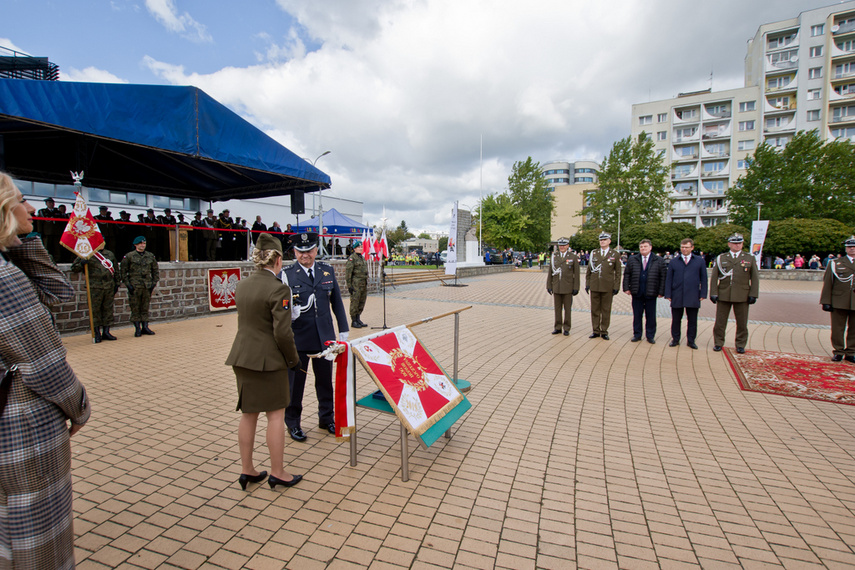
[
  {"left": 685, "top": 256, "right": 690, "bottom": 265},
  {"left": 308, "top": 268, "right": 314, "bottom": 281},
  {"left": 642, "top": 257, "right": 647, "bottom": 270}
]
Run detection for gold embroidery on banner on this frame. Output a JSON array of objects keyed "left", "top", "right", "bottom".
[{"left": 389, "top": 348, "right": 428, "bottom": 391}]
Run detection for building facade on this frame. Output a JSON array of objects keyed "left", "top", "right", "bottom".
[
  {"left": 632, "top": 1, "right": 855, "bottom": 227},
  {"left": 542, "top": 159, "right": 599, "bottom": 239}
]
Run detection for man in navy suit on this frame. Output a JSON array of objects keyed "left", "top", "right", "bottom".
[
  {"left": 280, "top": 232, "right": 349, "bottom": 441},
  {"left": 664, "top": 238, "right": 708, "bottom": 349}
]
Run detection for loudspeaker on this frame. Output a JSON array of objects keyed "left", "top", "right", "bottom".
[{"left": 290, "top": 190, "right": 305, "bottom": 215}]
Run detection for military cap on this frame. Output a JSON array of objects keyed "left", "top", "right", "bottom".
[
  {"left": 99, "top": 205, "right": 108, "bottom": 210},
  {"left": 45, "top": 197, "right": 55, "bottom": 203},
  {"left": 844, "top": 236, "right": 855, "bottom": 247},
  {"left": 255, "top": 233, "right": 283, "bottom": 253},
  {"left": 119, "top": 210, "right": 129, "bottom": 216},
  {"left": 556, "top": 237, "right": 570, "bottom": 246},
  {"left": 195, "top": 211, "right": 202, "bottom": 216},
  {"left": 206, "top": 209, "right": 214, "bottom": 214},
  {"left": 133, "top": 236, "right": 146, "bottom": 245},
  {"left": 164, "top": 208, "right": 171, "bottom": 213},
  {"left": 146, "top": 208, "right": 154, "bottom": 213},
  {"left": 598, "top": 232, "right": 612, "bottom": 240},
  {"left": 291, "top": 232, "right": 319, "bottom": 252},
  {"left": 728, "top": 233, "right": 744, "bottom": 243}
]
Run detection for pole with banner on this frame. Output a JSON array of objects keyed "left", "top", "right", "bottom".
[
  {"left": 750, "top": 220, "right": 769, "bottom": 269},
  {"left": 445, "top": 201, "right": 458, "bottom": 277}
]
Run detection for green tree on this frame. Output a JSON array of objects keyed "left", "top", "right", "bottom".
[
  {"left": 417, "top": 232, "right": 431, "bottom": 239},
  {"left": 763, "top": 218, "right": 853, "bottom": 257},
  {"left": 384, "top": 220, "right": 414, "bottom": 250},
  {"left": 621, "top": 222, "right": 697, "bottom": 254},
  {"left": 438, "top": 236, "right": 448, "bottom": 251},
  {"left": 693, "top": 223, "right": 749, "bottom": 256},
  {"left": 728, "top": 130, "right": 855, "bottom": 227},
  {"left": 568, "top": 228, "right": 601, "bottom": 253},
  {"left": 579, "top": 132, "right": 669, "bottom": 233},
  {"left": 477, "top": 157, "right": 554, "bottom": 251}
]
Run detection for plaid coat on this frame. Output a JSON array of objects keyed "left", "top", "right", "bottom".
[{"left": 0, "top": 237, "right": 91, "bottom": 570}]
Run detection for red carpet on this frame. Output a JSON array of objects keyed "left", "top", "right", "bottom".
[{"left": 724, "top": 348, "right": 855, "bottom": 406}]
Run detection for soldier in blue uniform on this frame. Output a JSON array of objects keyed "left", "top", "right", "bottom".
[{"left": 280, "top": 232, "right": 349, "bottom": 441}]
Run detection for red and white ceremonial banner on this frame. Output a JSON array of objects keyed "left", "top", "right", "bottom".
[
  {"left": 352, "top": 325, "right": 464, "bottom": 437},
  {"left": 60, "top": 192, "right": 105, "bottom": 259},
  {"left": 333, "top": 342, "right": 356, "bottom": 439},
  {"left": 208, "top": 268, "right": 240, "bottom": 311}
]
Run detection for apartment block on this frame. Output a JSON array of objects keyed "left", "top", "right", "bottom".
[
  {"left": 631, "top": 1, "right": 855, "bottom": 227},
  {"left": 542, "top": 159, "right": 599, "bottom": 239}
]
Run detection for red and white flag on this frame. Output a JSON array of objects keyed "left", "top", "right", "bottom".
[
  {"left": 333, "top": 342, "right": 356, "bottom": 439},
  {"left": 60, "top": 192, "right": 106, "bottom": 261},
  {"left": 361, "top": 228, "right": 369, "bottom": 253},
  {"left": 378, "top": 228, "right": 389, "bottom": 260}
]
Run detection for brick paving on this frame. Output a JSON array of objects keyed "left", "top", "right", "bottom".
[{"left": 65, "top": 271, "right": 855, "bottom": 569}]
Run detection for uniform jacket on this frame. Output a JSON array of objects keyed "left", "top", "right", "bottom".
[
  {"left": 820, "top": 256, "right": 855, "bottom": 310},
  {"left": 71, "top": 250, "right": 119, "bottom": 290},
  {"left": 346, "top": 252, "right": 368, "bottom": 290},
  {"left": 225, "top": 269, "right": 300, "bottom": 371},
  {"left": 282, "top": 261, "right": 349, "bottom": 352},
  {"left": 623, "top": 253, "right": 667, "bottom": 298},
  {"left": 709, "top": 251, "right": 759, "bottom": 302},
  {"left": 664, "top": 254, "right": 708, "bottom": 308},
  {"left": 546, "top": 251, "right": 580, "bottom": 295},
  {"left": 586, "top": 247, "right": 622, "bottom": 292},
  {"left": 120, "top": 250, "right": 160, "bottom": 289}
]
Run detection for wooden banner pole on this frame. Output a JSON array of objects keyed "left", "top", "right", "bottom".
[{"left": 84, "top": 262, "right": 96, "bottom": 343}]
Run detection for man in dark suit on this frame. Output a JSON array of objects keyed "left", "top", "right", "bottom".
[
  {"left": 623, "top": 239, "right": 666, "bottom": 344},
  {"left": 280, "top": 232, "right": 349, "bottom": 441},
  {"left": 665, "top": 238, "right": 708, "bottom": 349},
  {"left": 820, "top": 236, "right": 855, "bottom": 362}
]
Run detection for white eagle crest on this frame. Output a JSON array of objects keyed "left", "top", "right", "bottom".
[{"left": 211, "top": 272, "right": 239, "bottom": 305}]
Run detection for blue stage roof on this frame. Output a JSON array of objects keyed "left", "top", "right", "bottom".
[{"left": 0, "top": 78, "right": 330, "bottom": 201}]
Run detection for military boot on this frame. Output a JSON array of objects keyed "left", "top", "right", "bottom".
[
  {"left": 134, "top": 322, "right": 142, "bottom": 337},
  {"left": 93, "top": 327, "right": 102, "bottom": 343},
  {"left": 102, "top": 327, "right": 117, "bottom": 341},
  {"left": 141, "top": 322, "right": 155, "bottom": 335}
]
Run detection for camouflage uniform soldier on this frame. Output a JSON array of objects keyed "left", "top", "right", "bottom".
[
  {"left": 121, "top": 236, "right": 159, "bottom": 337},
  {"left": 72, "top": 250, "right": 120, "bottom": 342},
  {"left": 346, "top": 242, "right": 369, "bottom": 328}
]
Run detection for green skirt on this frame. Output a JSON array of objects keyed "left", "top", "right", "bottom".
[{"left": 233, "top": 366, "right": 290, "bottom": 413}]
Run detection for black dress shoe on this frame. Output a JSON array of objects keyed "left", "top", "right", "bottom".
[
  {"left": 630, "top": 336, "right": 642, "bottom": 342},
  {"left": 646, "top": 338, "right": 655, "bottom": 344},
  {"left": 552, "top": 329, "right": 561, "bottom": 334},
  {"left": 601, "top": 334, "right": 610, "bottom": 340},
  {"left": 832, "top": 354, "right": 844, "bottom": 362},
  {"left": 563, "top": 331, "right": 569, "bottom": 336},
  {"left": 269, "top": 474, "right": 303, "bottom": 489},
  {"left": 589, "top": 333, "right": 600, "bottom": 339},
  {"left": 669, "top": 339, "right": 679, "bottom": 347},
  {"left": 845, "top": 355, "right": 855, "bottom": 363},
  {"left": 289, "top": 427, "right": 307, "bottom": 441},
  {"left": 713, "top": 345, "right": 722, "bottom": 352},
  {"left": 320, "top": 422, "right": 336, "bottom": 434},
  {"left": 238, "top": 471, "right": 268, "bottom": 490},
  {"left": 736, "top": 347, "right": 746, "bottom": 354},
  {"left": 687, "top": 341, "right": 698, "bottom": 350}
]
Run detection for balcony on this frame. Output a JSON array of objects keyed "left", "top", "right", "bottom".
[
  {"left": 672, "top": 172, "right": 697, "bottom": 180},
  {"left": 701, "top": 170, "right": 727, "bottom": 178},
  {"left": 764, "top": 122, "right": 796, "bottom": 133},
  {"left": 766, "top": 59, "right": 798, "bottom": 74},
  {"left": 673, "top": 153, "right": 698, "bottom": 162},
  {"left": 833, "top": 21, "right": 855, "bottom": 35},
  {"left": 831, "top": 114, "right": 855, "bottom": 124},
  {"left": 702, "top": 130, "right": 729, "bottom": 140},
  {"left": 834, "top": 69, "right": 855, "bottom": 80}
]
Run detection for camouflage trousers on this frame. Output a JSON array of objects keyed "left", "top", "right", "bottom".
[
  {"left": 349, "top": 285, "right": 367, "bottom": 319},
  {"left": 128, "top": 287, "right": 152, "bottom": 322},
  {"left": 88, "top": 287, "right": 116, "bottom": 327}
]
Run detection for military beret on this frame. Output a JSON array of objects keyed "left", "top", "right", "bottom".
[
  {"left": 133, "top": 236, "right": 146, "bottom": 245},
  {"left": 291, "top": 232, "right": 319, "bottom": 252},
  {"left": 598, "top": 232, "right": 611, "bottom": 240},
  {"left": 255, "top": 233, "right": 282, "bottom": 254},
  {"left": 844, "top": 236, "right": 855, "bottom": 248},
  {"left": 556, "top": 237, "right": 570, "bottom": 246},
  {"left": 728, "top": 233, "right": 744, "bottom": 243}
]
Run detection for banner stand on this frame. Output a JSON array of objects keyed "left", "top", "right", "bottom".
[{"left": 350, "top": 306, "right": 472, "bottom": 481}]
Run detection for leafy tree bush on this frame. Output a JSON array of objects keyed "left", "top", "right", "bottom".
[
  {"left": 621, "top": 222, "right": 697, "bottom": 253},
  {"left": 693, "top": 223, "right": 749, "bottom": 256},
  {"left": 763, "top": 218, "right": 853, "bottom": 257}
]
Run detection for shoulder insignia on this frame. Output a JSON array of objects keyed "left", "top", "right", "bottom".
[
  {"left": 323, "top": 271, "right": 330, "bottom": 276},
  {"left": 282, "top": 298, "right": 290, "bottom": 310}
]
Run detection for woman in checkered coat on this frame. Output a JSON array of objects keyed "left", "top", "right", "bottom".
[{"left": 0, "top": 173, "right": 91, "bottom": 569}]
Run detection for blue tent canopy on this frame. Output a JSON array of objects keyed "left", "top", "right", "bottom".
[
  {"left": 292, "top": 208, "right": 367, "bottom": 235},
  {"left": 0, "top": 78, "right": 330, "bottom": 201}
]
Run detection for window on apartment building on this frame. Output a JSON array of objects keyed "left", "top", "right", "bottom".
[
  {"left": 739, "top": 121, "right": 755, "bottom": 131},
  {"left": 767, "top": 76, "right": 792, "bottom": 90},
  {"left": 737, "top": 140, "right": 755, "bottom": 151},
  {"left": 768, "top": 33, "right": 796, "bottom": 50},
  {"left": 639, "top": 115, "right": 652, "bottom": 125},
  {"left": 808, "top": 88, "right": 822, "bottom": 100},
  {"left": 703, "top": 180, "right": 725, "bottom": 193},
  {"left": 838, "top": 40, "right": 855, "bottom": 53},
  {"left": 807, "top": 110, "right": 821, "bottom": 122},
  {"left": 832, "top": 105, "right": 855, "bottom": 121},
  {"left": 674, "top": 182, "right": 696, "bottom": 195},
  {"left": 676, "top": 145, "right": 697, "bottom": 157},
  {"left": 768, "top": 96, "right": 790, "bottom": 109},
  {"left": 831, "top": 126, "right": 855, "bottom": 139},
  {"left": 738, "top": 160, "right": 749, "bottom": 169},
  {"left": 705, "top": 143, "right": 727, "bottom": 156},
  {"left": 835, "top": 62, "right": 855, "bottom": 78},
  {"left": 706, "top": 104, "right": 730, "bottom": 116},
  {"left": 575, "top": 177, "right": 594, "bottom": 183},
  {"left": 809, "top": 67, "right": 822, "bottom": 79},
  {"left": 766, "top": 116, "right": 787, "bottom": 129},
  {"left": 657, "top": 131, "right": 667, "bottom": 141},
  {"left": 673, "top": 164, "right": 693, "bottom": 177},
  {"left": 675, "top": 108, "right": 698, "bottom": 121},
  {"left": 738, "top": 101, "right": 756, "bottom": 112},
  {"left": 703, "top": 161, "right": 726, "bottom": 173},
  {"left": 769, "top": 50, "right": 798, "bottom": 66},
  {"left": 809, "top": 46, "right": 823, "bottom": 58},
  {"left": 576, "top": 168, "right": 596, "bottom": 174},
  {"left": 657, "top": 113, "right": 667, "bottom": 123},
  {"left": 836, "top": 83, "right": 855, "bottom": 96},
  {"left": 767, "top": 137, "right": 789, "bottom": 148},
  {"left": 811, "top": 24, "right": 824, "bottom": 36}
]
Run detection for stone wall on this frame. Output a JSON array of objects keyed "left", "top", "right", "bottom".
[{"left": 53, "top": 259, "right": 378, "bottom": 333}]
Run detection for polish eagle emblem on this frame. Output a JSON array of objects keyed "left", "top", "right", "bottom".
[{"left": 211, "top": 271, "right": 239, "bottom": 305}]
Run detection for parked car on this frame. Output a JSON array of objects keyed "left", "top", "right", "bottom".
[
  {"left": 484, "top": 247, "right": 503, "bottom": 264},
  {"left": 440, "top": 250, "right": 448, "bottom": 263}
]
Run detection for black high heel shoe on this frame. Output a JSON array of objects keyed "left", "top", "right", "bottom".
[
  {"left": 238, "top": 471, "right": 268, "bottom": 490},
  {"left": 268, "top": 474, "right": 303, "bottom": 489}
]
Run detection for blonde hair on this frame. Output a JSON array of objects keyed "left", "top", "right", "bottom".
[
  {"left": 0, "top": 172, "right": 22, "bottom": 250},
  {"left": 250, "top": 247, "right": 281, "bottom": 268}
]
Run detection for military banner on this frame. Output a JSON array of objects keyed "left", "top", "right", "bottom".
[
  {"left": 445, "top": 201, "right": 458, "bottom": 276},
  {"left": 750, "top": 220, "right": 769, "bottom": 269},
  {"left": 208, "top": 268, "right": 240, "bottom": 311}
]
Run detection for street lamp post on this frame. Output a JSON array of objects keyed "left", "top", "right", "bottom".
[
  {"left": 617, "top": 206, "right": 623, "bottom": 251},
  {"left": 757, "top": 201, "right": 763, "bottom": 221},
  {"left": 306, "top": 151, "right": 331, "bottom": 256}
]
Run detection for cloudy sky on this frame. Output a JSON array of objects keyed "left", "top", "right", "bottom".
[{"left": 2, "top": 0, "right": 840, "bottom": 232}]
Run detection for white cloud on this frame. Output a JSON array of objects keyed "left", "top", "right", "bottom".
[
  {"left": 0, "top": 38, "right": 29, "bottom": 54},
  {"left": 63, "top": 67, "right": 129, "bottom": 84},
  {"left": 145, "top": 0, "right": 212, "bottom": 43}
]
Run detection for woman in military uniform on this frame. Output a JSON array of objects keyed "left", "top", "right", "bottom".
[
  {"left": 120, "top": 236, "right": 159, "bottom": 337},
  {"left": 225, "top": 233, "right": 303, "bottom": 490}
]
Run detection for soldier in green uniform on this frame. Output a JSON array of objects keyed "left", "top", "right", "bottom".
[
  {"left": 72, "top": 250, "right": 120, "bottom": 342},
  {"left": 586, "top": 232, "right": 622, "bottom": 340},
  {"left": 346, "top": 241, "right": 369, "bottom": 328},
  {"left": 820, "top": 236, "right": 855, "bottom": 363},
  {"left": 121, "top": 236, "right": 160, "bottom": 337},
  {"left": 709, "top": 233, "right": 759, "bottom": 354},
  {"left": 547, "top": 237, "right": 580, "bottom": 335}
]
